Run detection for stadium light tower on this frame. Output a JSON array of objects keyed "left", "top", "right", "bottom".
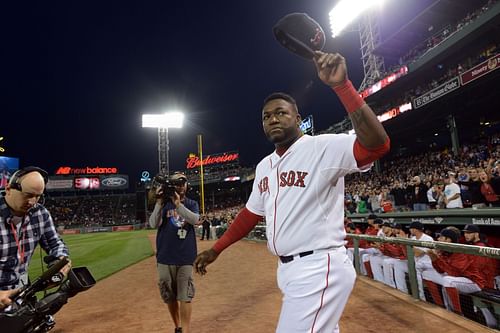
[
  {"left": 329, "top": 0, "right": 386, "bottom": 91},
  {"left": 142, "top": 111, "right": 184, "bottom": 176}
]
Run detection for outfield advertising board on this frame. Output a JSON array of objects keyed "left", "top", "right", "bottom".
[{"left": 46, "top": 174, "right": 129, "bottom": 191}]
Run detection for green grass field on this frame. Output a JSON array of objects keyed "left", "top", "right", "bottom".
[{"left": 28, "top": 230, "right": 156, "bottom": 282}]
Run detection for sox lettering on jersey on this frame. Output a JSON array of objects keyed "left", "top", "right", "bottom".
[
  {"left": 258, "top": 171, "right": 309, "bottom": 195},
  {"left": 279, "top": 170, "right": 308, "bottom": 187}
]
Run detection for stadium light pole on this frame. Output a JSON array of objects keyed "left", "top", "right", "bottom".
[
  {"left": 142, "top": 112, "right": 184, "bottom": 176},
  {"left": 329, "top": 0, "right": 385, "bottom": 38},
  {"left": 329, "top": 0, "right": 386, "bottom": 91}
]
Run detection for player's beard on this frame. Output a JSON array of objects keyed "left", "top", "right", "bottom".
[{"left": 265, "top": 126, "right": 300, "bottom": 146}]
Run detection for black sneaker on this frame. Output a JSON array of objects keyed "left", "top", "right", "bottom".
[{"left": 175, "top": 328, "right": 182, "bottom": 333}]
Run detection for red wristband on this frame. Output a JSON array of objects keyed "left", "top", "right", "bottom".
[{"left": 332, "top": 80, "right": 365, "bottom": 114}]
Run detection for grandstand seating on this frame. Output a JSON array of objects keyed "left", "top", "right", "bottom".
[{"left": 45, "top": 194, "right": 138, "bottom": 228}]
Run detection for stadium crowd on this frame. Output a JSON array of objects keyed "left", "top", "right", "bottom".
[
  {"left": 345, "top": 134, "right": 500, "bottom": 213},
  {"left": 373, "top": 41, "right": 499, "bottom": 117},
  {"left": 44, "top": 193, "right": 138, "bottom": 228},
  {"left": 365, "top": 0, "right": 498, "bottom": 87}
]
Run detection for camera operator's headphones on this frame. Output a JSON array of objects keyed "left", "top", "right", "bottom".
[{"left": 9, "top": 166, "right": 49, "bottom": 191}]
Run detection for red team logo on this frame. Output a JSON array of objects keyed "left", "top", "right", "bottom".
[
  {"left": 309, "top": 28, "right": 323, "bottom": 46},
  {"left": 258, "top": 177, "right": 269, "bottom": 194},
  {"left": 258, "top": 171, "right": 309, "bottom": 194}
]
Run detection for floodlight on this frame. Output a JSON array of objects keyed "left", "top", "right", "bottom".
[
  {"left": 142, "top": 111, "right": 184, "bottom": 129},
  {"left": 142, "top": 111, "right": 185, "bottom": 176},
  {"left": 329, "top": 0, "right": 385, "bottom": 38}
]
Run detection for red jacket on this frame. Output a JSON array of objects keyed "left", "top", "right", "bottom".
[
  {"left": 432, "top": 252, "right": 488, "bottom": 289},
  {"left": 345, "top": 228, "right": 362, "bottom": 248},
  {"left": 380, "top": 242, "right": 406, "bottom": 259},
  {"left": 470, "top": 241, "right": 497, "bottom": 289},
  {"left": 364, "top": 225, "right": 378, "bottom": 248},
  {"left": 365, "top": 225, "right": 378, "bottom": 236}
]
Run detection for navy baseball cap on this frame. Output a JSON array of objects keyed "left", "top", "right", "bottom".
[
  {"left": 392, "top": 223, "right": 403, "bottom": 230},
  {"left": 346, "top": 222, "right": 356, "bottom": 229},
  {"left": 439, "top": 228, "right": 459, "bottom": 243},
  {"left": 368, "top": 214, "right": 378, "bottom": 220},
  {"left": 409, "top": 221, "right": 424, "bottom": 230},
  {"left": 273, "top": 13, "right": 326, "bottom": 60},
  {"left": 463, "top": 224, "right": 480, "bottom": 233}
]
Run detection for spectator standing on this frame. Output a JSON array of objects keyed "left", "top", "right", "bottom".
[
  {"left": 426, "top": 181, "right": 437, "bottom": 209},
  {"left": 200, "top": 215, "right": 211, "bottom": 240},
  {"left": 407, "top": 176, "right": 429, "bottom": 211},
  {"left": 458, "top": 167, "right": 486, "bottom": 208},
  {"left": 478, "top": 169, "right": 500, "bottom": 207},
  {"left": 444, "top": 172, "right": 463, "bottom": 209},
  {"left": 390, "top": 180, "right": 408, "bottom": 211}
]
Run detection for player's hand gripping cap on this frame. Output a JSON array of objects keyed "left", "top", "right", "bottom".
[{"left": 273, "top": 12, "right": 326, "bottom": 60}]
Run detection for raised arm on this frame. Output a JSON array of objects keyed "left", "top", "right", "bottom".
[{"left": 314, "top": 51, "right": 390, "bottom": 166}]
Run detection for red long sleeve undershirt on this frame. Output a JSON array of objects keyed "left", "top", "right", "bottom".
[
  {"left": 212, "top": 207, "right": 262, "bottom": 254},
  {"left": 353, "top": 137, "right": 391, "bottom": 168}
]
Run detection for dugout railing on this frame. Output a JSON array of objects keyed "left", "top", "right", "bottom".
[{"left": 347, "top": 234, "right": 500, "bottom": 327}]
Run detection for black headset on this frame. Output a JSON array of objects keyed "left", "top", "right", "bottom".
[{"left": 8, "top": 166, "right": 49, "bottom": 191}]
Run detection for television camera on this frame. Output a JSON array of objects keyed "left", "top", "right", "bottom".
[
  {"left": 147, "top": 173, "right": 186, "bottom": 206},
  {"left": 0, "top": 257, "right": 96, "bottom": 333}
]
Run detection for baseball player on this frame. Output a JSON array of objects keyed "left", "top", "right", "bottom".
[
  {"left": 360, "top": 217, "right": 384, "bottom": 277},
  {"left": 194, "top": 51, "right": 390, "bottom": 333},
  {"left": 393, "top": 221, "right": 434, "bottom": 300},
  {"left": 462, "top": 224, "right": 498, "bottom": 290},
  {"left": 346, "top": 214, "right": 376, "bottom": 273},
  {"left": 381, "top": 224, "right": 408, "bottom": 288},
  {"left": 421, "top": 228, "right": 497, "bottom": 328},
  {"left": 369, "top": 222, "right": 395, "bottom": 284}
]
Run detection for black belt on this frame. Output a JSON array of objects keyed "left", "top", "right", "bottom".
[{"left": 279, "top": 250, "right": 314, "bottom": 264}]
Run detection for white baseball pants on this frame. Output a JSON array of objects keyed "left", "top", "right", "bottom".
[{"left": 276, "top": 247, "right": 356, "bottom": 333}]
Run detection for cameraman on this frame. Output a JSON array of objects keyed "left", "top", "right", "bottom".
[
  {"left": 149, "top": 172, "right": 199, "bottom": 333},
  {"left": 1, "top": 167, "right": 70, "bottom": 308}
]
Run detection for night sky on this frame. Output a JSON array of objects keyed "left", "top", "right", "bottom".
[{"left": 2, "top": 0, "right": 430, "bottom": 182}]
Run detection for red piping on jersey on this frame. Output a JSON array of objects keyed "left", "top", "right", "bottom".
[
  {"left": 310, "top": 253, "right": 331, "bottom": 332},
  {"left": 272, "top": 166, "right": 280, "bottom": 256}
]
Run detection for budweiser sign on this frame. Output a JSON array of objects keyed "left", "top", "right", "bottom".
[
  {"left": 186, "top": 152, "right": 239, "bottom": 169},
  {"left": 56, "top": 166, "right": 119, "bottom": 175}
]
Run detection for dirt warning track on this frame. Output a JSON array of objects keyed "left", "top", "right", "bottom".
[{"left": 52, "top": 237, "right": 490, "bottom": 333}]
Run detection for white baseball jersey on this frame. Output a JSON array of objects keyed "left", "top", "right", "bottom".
[{"left": 246, "top": 133, "right": 368, "bottom": 256}]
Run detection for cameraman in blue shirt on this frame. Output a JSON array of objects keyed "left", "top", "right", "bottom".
[{"left": 149, "top": 172, "right": 199, "bottom": 333}]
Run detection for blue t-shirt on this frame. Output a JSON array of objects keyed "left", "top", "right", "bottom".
[{"left": 156, "top": 197, "right": 199, "bottom": 265}]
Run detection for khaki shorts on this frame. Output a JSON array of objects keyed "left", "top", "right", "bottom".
[{"left": 157, "top": 263, "right": 195, "bottom": 303}]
